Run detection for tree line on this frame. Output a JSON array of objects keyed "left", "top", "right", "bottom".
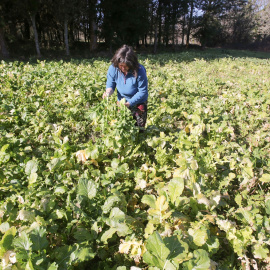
[{"left": 0, "top": 0, "right": 269, "bottom": 58}]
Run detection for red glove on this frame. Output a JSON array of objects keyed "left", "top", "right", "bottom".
[{"left": 137, "top": 104, "right": 144, "bottom": 112}]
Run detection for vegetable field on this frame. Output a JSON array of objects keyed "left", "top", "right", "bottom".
[{"left": 0, "top": 49, "right": 270, "bottom": 270}]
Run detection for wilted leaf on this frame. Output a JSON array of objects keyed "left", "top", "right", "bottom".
[
  {"left": 197, "top": 193, "right": 210, "bottom": 207},
  {"left": 155, "top": 196, "right": 169, "bottom": 212},
  {"left": 17, "top": 210, "right": 35, "bottom": 222},
  {"left": 76, "top": 150, "right": 87, "bottom": 163}
]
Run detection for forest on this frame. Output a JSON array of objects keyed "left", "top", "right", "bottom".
[{"left": 0, "top": 0, "right": 270, "bottom": 58}]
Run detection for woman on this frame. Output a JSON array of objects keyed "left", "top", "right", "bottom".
[{"left": 102, "top": 45, "right": 148, "bottom": 128}]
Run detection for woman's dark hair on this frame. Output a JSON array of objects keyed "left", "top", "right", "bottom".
[{"left": 111, "top": 45, "right": 139, "bottom": 77}]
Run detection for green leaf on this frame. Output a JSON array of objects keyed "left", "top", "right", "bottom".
[
  {"left": 107, "top": 208, "right": 131, "bottom": 237},
  {"left": 142, "top": 194, "right": 156, "bottom": 209},
  {"left": 26, "top": 259, "right": 35, "bottom": 270},
  {"left": 190, "top": 160, "right": 199, "bottom": 170},
  {"left": 29, "top": 172, "right": 38, "bottom": 184},
  {"left": 164, "top": 235, "right": 189, "bottom": 261},
  {"left": 0, "top": 222, "right": 10, "bottom": 234},
  {"left": 0, "top": 226, "right": 17, "bottom": 256},
  {"left": 30, "top": 227, "right": 48, "bottom": 251},
  {"left": 47, "top": 262, "right": 59, "bottom": 270},
  {"left": 145, "top": 232, "right": 170, "bottom": 262},
  {"left": 168, "top": 178, "right": 184, "bottom": 204},
  {"left": 47, "top": 158, "right": 64, "bottom": 172},
  {"left": 183, "top": 249, "right": 210, "bottom": 270},
  {"left": 102, "top": 195, "right": 121, "bottom": 214},
  {"left": 54, "top": 186, "right": 67, "bottom": 194},
  {"left": 109, "top": 207, "right": 125, "bottom": 224},
  {"left": 235, "top": 194, "right": 242, "bottom": 207},
  {"left": 25, "top": 160, "right": 38, "bottom": 175},
  {"left": 143, "top": 251, "right": 165, "bottom": 269},
  {"left": 111, "top": 158, "right": 120, "bottom": 169},
  {"left": 77, "top": 178, "right": 97, "bottom": 199},
  {"left": 72, "top": 246, "right": 96, "bottom": 262},
  {"left": 203, "top": 236, "right": 220, "bottom": 255},
  {"left": 54, "top": 245, "right": 76, "bottom": 269},
  {"left": 101, "top": 228, "right": 117, "bottom": 244},
  {"left": 260, "top": 174, "right": 270, "bottom": 183},
  {"left": 73, "top": 228, "right": 93, "bottom": 242},
  {"left": 252, "top": 244, "right": 269, "bottom": 259},
  {"left": 188, "top": 228, "right": 208, "bottom": 247},
  {"left": 197, "top": 194, "right": 210, "bottom": 207},
  {"left": 266, "top": 199, "right": 270, "bottom": 215},
  {"left": 50, "top": 209, "right": 67, "bottom": 220},
  {"left": 114, "top": 223, "right": 131, "bottom": 237},
  {"left": 13, "top": 231, "right": 32, "bottom": 251},
  {"left": 0, "top": 144, "right": 10, "bottom": 164}
]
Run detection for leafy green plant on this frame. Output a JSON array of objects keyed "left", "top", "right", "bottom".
[{"left": 0, "top": 50, "right": 270, "bottom": 269}]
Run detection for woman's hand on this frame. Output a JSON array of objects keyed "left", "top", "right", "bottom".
[
  {"left": 102, "top": 88, "right": 114, "bottom": 99},
  {"left": 102, "top": 91, "right": 109, "bottom": 99},
  {"left": 117, "top": 100, "right": 130, "bottom": 107}
]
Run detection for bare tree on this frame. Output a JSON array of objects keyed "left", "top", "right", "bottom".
[
  {"left": 186, "top": 0, "right": 195, "bottom": 47},
  {"left": 89, "top": 0, "right": 98, "bottom": 51},
  {"left": 28, "top": 0, "right": 41, "bottom": 57}
]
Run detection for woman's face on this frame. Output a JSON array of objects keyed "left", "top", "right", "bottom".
[{"left": 118, "top": 63, "right": 129, "bottom": 73}]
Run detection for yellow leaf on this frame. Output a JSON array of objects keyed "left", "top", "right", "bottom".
[
  {"left": 90, "top": 159, "right": 99, "bottom": 167},
  {"left": 155, "top": 195, "right": 169, "bottom": 212},
  {"left": 162, "top": 211, "right": 172, "bottom": 220},
  {"left": 173, "top": 168, "right": 182, "bottom": 178},
  {"left": 182, "top": 111, "right": 188, "bottom": 118},
  {"left": 76, "top": 150, "right": 87, "bottom": 163},
  {"left": 144, "top": 222, "right": 155, "bottom": 238},
  {"left": 148, "top": 209, "right": 160, "bottom": 216},
  {"left": 119, "top": 240, "right": 132, "bottom": 254},
  {"left": 110, "top": 119, "right": 117, "bottom": 126},
  {"left": 185, "top": 126, "right": 190, "bottom": 134}
]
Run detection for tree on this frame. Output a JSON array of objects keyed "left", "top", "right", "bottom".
[
  {"left": 27, "top": 0, "right": 42, "bottom": 57},
  {"left": 253, "top": 0, "right": 270, "bottom": 40},
  {"left": 194, "top": 0, "right": 251, "bottom": 47},
  {"left": 0, "top": 3, "right": 9, "bottom": 58},
  {"left": 100, "top": 0, "right": 149, "bottom": 48},
  {"left": 88, "top": 0, "right": 98, "bottom": 51},
  {"left": 186, "top": 0, "right": 196, "bottom": 47}
]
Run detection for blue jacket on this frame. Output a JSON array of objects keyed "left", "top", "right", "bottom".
[{"left": 106, "top": 64, "right": 148, "bottom": 107}]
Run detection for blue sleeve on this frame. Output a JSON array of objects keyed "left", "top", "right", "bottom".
[
  {"left": 128, "top": 66, "right": 148, "bottom": 107},
  {"left": 106, "top": 65, "right": 116, "bottom": 90}
]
